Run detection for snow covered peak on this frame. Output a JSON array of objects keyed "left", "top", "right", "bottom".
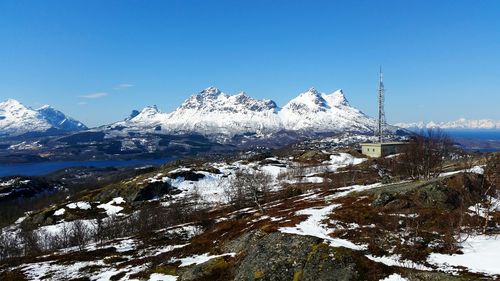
[
  {"left": 282, "top": 88, "right": 329, "bottom": 114},
  {"left": 280, "top": 88, "right": 376, "bottom": 133},
  {"left": 37, "top": 106, "right": 87, "bottom": 131},
  {"left": 177, "top": 87, "right": 277, "bottom": 113},
  {"left": 199, "top": 87, "right": 222, "bottom": 98},
  {"left": 323, "top": 89, "right": 349, "bottom": 107},
  {"left": 0, "top": 99, "right": 26, "bottom": 111},
  {"left": 0, "top": 99, "right": 87, "bottom": 136},
  {"left": 163, "top": 88, "right": 282, "bottom": 136},
  {"left": 128, "top": 105, "right": 163, "bottom": 122}
]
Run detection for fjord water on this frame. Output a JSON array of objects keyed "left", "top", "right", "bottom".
[
  {"left": 0, "top": 158, "right": 173, "bottom": 177},
  {"left": 444, "top": 129, "right": 500, "bottom": 140}
]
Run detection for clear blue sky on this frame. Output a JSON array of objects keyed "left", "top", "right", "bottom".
[{"left": 1, "top": 0, "right": 499, "bottom": 127}]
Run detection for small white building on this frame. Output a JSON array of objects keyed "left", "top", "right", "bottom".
[{"left": 360, "top": 142, "right": 406, "bottom": 158}]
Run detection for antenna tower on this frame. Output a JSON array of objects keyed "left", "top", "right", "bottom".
[{"left": 378, "top": 67, "right": 385, "bottom": 143}]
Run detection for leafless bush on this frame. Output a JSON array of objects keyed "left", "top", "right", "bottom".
[
  {"left": 226, "top": 170, "right": 272, "bottom": 212},
  {"left": 0, "top": 230, "right": 21, "bottom": 260},
  {"left": 399, "top": 128, "right": 452, "bottom": 180},
  {"left": 480, "top": 154, "right": 499, "bottom": 234},
  {"left": 70, "top": 220, "right": 92, "bottom": 251}
]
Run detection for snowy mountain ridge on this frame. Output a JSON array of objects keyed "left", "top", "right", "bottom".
[
  {"left": 0, "top": 99, "right": 87, "bottom": 137},
  {"left": 395, "top": 118, "right": 500, "bottom": 130},
  {"left": 114, "top": 87, "right": 384, "bottom": 137}
]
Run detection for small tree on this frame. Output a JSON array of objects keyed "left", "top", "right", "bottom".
[
  {"left": 227, "top": 170, "right": 272, "bottom": 213},
  {"left": 400, "top": 128, "right": 451, "bottom": 180},
  {"left": 70, "top": 220, "right": 91, "bottom": 251},
  {"left": 481, "top": 154, "right": 499, "bottom": 234}
]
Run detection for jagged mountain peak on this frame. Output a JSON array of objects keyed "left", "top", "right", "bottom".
[
  {"left": 322, "top": 89, "right": 349, "bottom": 107},
  {"left": 199, "top": 86, "right": 223, "bottom": 98},
  {"left": 178, "top": 87, "right": 278, "bottom": 112},
  {"left": 284, "top": 88, "right": 330, "bottom": 112},
  {"left": 129, "top": 105, "right": 162, "bottom": 121},
  {"left": 37, "top": 106, "right": 87, "bottom": 131}
]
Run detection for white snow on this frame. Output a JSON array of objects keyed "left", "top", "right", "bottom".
[
  {"left": 396, "top": 118, "right": 500, "bottom": 130},
  {"left": 0, "top": 98, "right": 86, "bottom": 137},
  {"left": 97, "top": 197, "right": 125, "bottom": 216},
  {"left": 176, "top": 252, "right": 236, "bottom": 267},
  {"left": 279, "top": 204, "right": 366, "bottom": 250},
  {"left": 54, "top": 208, "right": 66, "bottom": 216},
  {"left": 326, "top": 153, "right": 366, "bottom": 171},
  {"left": 428, "top": 234, "right": 500, "bottom": 275},
  {"left": 439, "top": 165, "right": 484, "bottom": 177},
  {"left": 67, "top": 201, "right": 91, "bottom": 210},
  {"left": 379, "top": 273, "right": 409, "bottom": 281},
  {"left": 149, "top": 273, "right": 178, "bottom": 281},
  {"left": 105, "top": 86, "right": 386, "bottom": 138},
  {"left": 366, "top": 254, "right": 431, "bottom": 271}
]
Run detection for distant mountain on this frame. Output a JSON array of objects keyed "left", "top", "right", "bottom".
[
  {"left": 163, "top": 87, "right": 282, "bottom": 136},
  {"left": 395, "top": 118, "right": 500, "bottom": 130},
  {"left": 279, "top": 88, "right": 377, "bottom": 133},
  {"left": 107, "top": 86, "right": 397, "bottom": 140},
  {"left": 0, "top": 99, "right": 87, "bottom": 137}
]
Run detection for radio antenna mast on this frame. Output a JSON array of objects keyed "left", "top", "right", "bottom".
[{"left": 378, "top": 67, "right": 385, "bottom": 143}]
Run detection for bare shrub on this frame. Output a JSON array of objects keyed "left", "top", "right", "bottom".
[
  {"left": 226, "top": 170, "right": 272, "bottom": 212},
  {"left": 70, "top": 220, "right": 91, "bottom": 251},
  {"left": 399, "top": 128, "right": 452, "bottom": 180}
]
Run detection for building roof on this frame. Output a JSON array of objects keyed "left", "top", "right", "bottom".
[{"left": 360, "top": 142, "right": 407, "bottom": 146}]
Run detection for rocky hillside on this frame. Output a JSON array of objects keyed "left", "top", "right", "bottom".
[{"left": 0, "top": 145, "right": 498, "bottom": 280}]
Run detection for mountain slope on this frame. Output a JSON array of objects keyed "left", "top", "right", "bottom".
[
  {"left": 108, "top": 87, "right": 390, "bottom": 139},
  {"left": 279, "top": 88, "right": 377, "bottom": 133},
  {"left": 163, "top": 87, "right": 282, "bottom": 136},
  {"left": 0, "top": 99, "right": 87, "bottom": 137}
]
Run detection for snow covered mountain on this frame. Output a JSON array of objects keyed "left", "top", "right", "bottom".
[
  {"left": 163, "top": 87, "right": 282, "bottom": 136},
  {"left": 0, "top": 99, "right": 87, "bottom": 137},
  {"left": 279, "top": 88, "right": 376, "bottom": 133},
  {"left": 395, "top": 118, "right": 500, "bottom": 130},
  {"left": 111, "top": 87, "right": 384, "bottom": 138}
]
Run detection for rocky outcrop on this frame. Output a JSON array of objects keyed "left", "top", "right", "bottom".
[{"left": 180, "top": 231, "right": 390, "bottom": 281}]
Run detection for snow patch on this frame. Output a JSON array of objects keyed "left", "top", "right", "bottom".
[{"left": 428, "top": 234, "right": 500, "bottom": 275}]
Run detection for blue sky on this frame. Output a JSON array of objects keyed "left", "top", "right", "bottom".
[{"left": 0, "top": 0, "right": 499, "bottom": 127}]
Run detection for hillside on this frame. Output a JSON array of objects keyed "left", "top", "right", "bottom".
[{"left": 1, "top": 140, "right": 498, "bottom": 281}]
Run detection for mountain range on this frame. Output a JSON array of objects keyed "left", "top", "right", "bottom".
[
  {"left": 0, "top": 99, "right": 87, "bottom": 137},
  {"left": 1, "top": 87, "right": 397, "bottom": 139},
  {"left": 395, "top": 118, "right": 500, "bottom": 130},
  {"left": 105, "top": 87, "right": 382, "bottom": 139}
]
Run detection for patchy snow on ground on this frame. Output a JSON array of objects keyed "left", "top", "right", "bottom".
[
  {"left": 162, "top": 160, "right": 289, "bottom": 205},
  {"left": 54, "top": 208, "right": 66, "bottom": 216},
  {"left": 142, "top": 244, "right": 189, "bottom": 257},
  {"left": 439, "top": 165, "right": 484, "bottom": 177},
  {"left": 325, "top": 182, "right": 383, "bottom": 200},
  {"left": 176, "top": 252, "right": 236, "bottom": 267},
  {"left": 366, "top": 254, "right": 431, "bottom": 271},
  {"left": 97, "top": 197, "right": 125, "bottom": 216},
  {"left": 279, "top": 204, "right": 367, "bottom": 250},
  {"left": 38, "top": 219, "right": 96, "bottom": 236},
  {"left": 325, "top": 153, "right": 366, "bottom": 171},
  {"left": 112, "top": 238, "right": 137, "bottom": 252},
  {"left": 149, "top": 273, "right": 178, "bottom": 281},
  {"left": 428, "top": 234, "right": 500, "bottom": 275},
  {"left": 66, "top": 201, "right": 91, "bottom": 210},
  {"left": 468, "top": 196, "right": 500, "bottom": 219},
  {"left": 379, "top": 273, "right": 409, "bottom": 281}
]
